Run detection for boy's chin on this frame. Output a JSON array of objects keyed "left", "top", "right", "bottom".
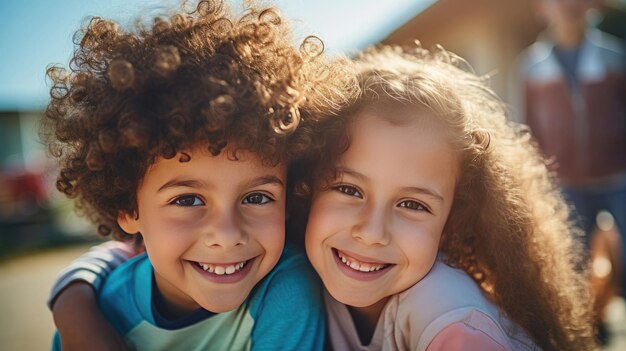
[{"left": 197, "top": 292, "right": 250, "bottom": 313}]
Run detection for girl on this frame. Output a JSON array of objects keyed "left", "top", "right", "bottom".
[{"left": 295, "top": 44, "right": 596, "bottom": 350}]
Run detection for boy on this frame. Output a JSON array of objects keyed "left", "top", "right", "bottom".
[{"left": 42, "top": 1, "right": 355, "bottom": 349}]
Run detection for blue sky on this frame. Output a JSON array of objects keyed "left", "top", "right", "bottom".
[{"left": 0, "top": 0, "right": 434, "bottom": 111}]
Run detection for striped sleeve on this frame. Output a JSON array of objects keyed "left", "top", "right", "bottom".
[{"left": 47, "top": 240, "right": 136, "bottom": 309}]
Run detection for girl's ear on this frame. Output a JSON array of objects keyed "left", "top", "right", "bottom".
[{"left": 117, "top": 211, "right": 140, "bottom": 235}]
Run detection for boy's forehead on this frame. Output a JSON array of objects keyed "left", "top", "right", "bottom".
[
  {"left": 153, "top": 145, "right": 283, "bottom": 168},
  {"left": 138, "top": 150, "right": 286, "bottom": 195}
]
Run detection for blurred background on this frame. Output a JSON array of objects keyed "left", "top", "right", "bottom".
[{"left": 1, "top": 0, "right": 625, "bottom": 349}]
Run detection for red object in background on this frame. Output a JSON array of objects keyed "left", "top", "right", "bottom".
[
  {"left": 7, "top": 171, "right": 47, "bottom": 203},
  {"left": 0, "top": 169, "right": 49, "bottom": 220}
]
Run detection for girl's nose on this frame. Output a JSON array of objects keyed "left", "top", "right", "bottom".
[{"left": 351, "top": 204, "right": 390, "bottom": 246}]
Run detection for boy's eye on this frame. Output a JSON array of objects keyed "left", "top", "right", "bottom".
[
  {"left": 398, "top": 200, "right": 428, "bottom": 212},
  {"left": 171, "top": 195, "right": 205, "bottom": 207},
  {"left": 334, "top": 185, "right": 363, "bottom": 198},
  {"left": 242, "top": 193, "right": 273, "bottom": 205}
]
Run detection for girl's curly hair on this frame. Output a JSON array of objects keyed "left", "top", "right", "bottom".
[
  {"left": 40, "top": 0, "right": 356, "bottom": 241},
  {"left": 295, "top": 44, "right": 596, "bottom": 350}
]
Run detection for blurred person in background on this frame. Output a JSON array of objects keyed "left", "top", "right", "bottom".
[{"left": 519, "top": 0, "right": 626, "bottom": 341}]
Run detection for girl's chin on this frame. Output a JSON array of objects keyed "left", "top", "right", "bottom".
[{"left": 326, "top": 286, "right": 381, "bottom": 308}]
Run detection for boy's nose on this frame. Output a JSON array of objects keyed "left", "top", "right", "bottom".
[
  {"left": 351, "top": 204, "right": 390, "bottom": 246},
  {"left": 202, "top": 209, "right": 248, "bottom": 249}
]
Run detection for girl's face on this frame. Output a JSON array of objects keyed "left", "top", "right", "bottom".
[{"left": 305, "top": 110, "right": 458, "bottom": 308}]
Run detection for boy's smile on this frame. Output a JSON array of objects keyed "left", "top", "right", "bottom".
[
  {"left": 118, "top": 145, "right": 286, "bottom": 316},
  {"left": 305, "top": 110, "right": 458, "bottom": 309},
  {"left": 190, "top": 257, "right": 254, "bottom": 283}
]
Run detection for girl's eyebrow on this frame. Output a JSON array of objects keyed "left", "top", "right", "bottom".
[
  {"left": 337, "top": 166, "right": 443, "bottom": 202},
  {"left": 401, "top": 186, "right": 444, "bottom": 202},
  {"left": 335, "top": 166, "right": 366, "bottom": 182}
]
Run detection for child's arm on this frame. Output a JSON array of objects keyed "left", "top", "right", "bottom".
[
  {"left": 49, "top": 241, "right": 139, "bottom": 351},
  {"left": 53, "top": 282, "right": 129, "bottom": 351},
  {"left": 48, "top": 241, "right": 138, "bottom": 309},
  {"left": 249, "top": 249, "right": 326, "bottom": 351}
]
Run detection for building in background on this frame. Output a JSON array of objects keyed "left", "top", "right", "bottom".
[{"left": 384, "top": 0, "right": 625, "bottom": 117}]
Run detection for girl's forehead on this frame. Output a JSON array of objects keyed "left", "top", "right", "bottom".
[
  {"left": 343, "top": 108, "right": 460, "bottom": 172},
  {"left": 336, "top": 108, "right": 459, "bottom": 198},
  {"left": 349, "top": 106, "right": 453, "bottom": 139}
]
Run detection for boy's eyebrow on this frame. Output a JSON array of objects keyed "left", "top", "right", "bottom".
[
  {"left": 337, "top": 166, "right": 444, "bottom": 202},
  {"left": 158, "top": 176, "right": 284, "bottom": 192},
  {"left": 157, "top": 179, "right": 207, "bottom": 192},
  {"left": 248, "top": 175, "right": 285, "bottom": 188}
]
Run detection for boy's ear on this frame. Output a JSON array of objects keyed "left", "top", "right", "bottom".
[{"left": 117, "top": 211, "right": 140, "bottom": 235}]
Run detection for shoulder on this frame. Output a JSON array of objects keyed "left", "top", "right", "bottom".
[
  {"left": 585, "top": 29, "right": 626, "bottom": 70},
  {"left": 248, "top": 246, "right": 326, "bottom": 350},
  {"left": 387, "top": 261, "right": 511, "bottom": 350},
  {"left": 425, "top": 313, "right": 541, "bottom": 351},
  {"left": 396, "top": 260, "right": 490, "bottom": 312},
  {"left": 99, "top": 253, "right": 151, "bottom": 335},
  {"left": 425, "top": 316, "right": 508, "bottom": 351},
  {"left": 100, "top": 253, "right": 149, "bottom": 297},
  {"left": 518, "top": 35, "right": 555, "bottom": 73},
  {"left": 249, "top": 245, "right": 322, "bottom": 315},
  {"left": 261, "top": 245, "right": 320, "bottom": 289},
  {"left": 587, "top": 28, "right": 626, "bottom": 55}
]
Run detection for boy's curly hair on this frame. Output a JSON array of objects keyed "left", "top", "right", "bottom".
[
  {"left": 40, "top": 0, "right": 356, "bottom": 240},
  {"left": 296, "top": 44, "right": 596, "bottom": 351}
]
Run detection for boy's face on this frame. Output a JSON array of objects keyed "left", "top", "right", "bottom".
[
  {"left": 118, "top": 145, "right": 286, "bottom": 314},
  {"left": 305, "top": 110, "right": 457, "bottom": 308}
]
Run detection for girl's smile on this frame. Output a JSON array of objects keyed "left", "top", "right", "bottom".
[
  {"left": 332, "top": 248, "right": 393, "bottom": 281},
  {"left": 305, "top": 109, "right": 458, "bottom": 309}
]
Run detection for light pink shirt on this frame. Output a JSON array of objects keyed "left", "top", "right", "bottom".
[
  {"left": 324, "top": 260, "right": 539, "bottom": 350},
  {"left": 425, "top": 312, "right": 509, "bottom": 350}
]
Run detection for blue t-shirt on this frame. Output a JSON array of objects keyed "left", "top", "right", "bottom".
[{"left": 52, "top": 246, "right": 325, "bottom": 350}]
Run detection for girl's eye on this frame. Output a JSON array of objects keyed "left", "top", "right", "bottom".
[
  {"left": 334, "top": 185, "right": 363, "bottom": 198},
  {"left": 242, "top": 193, "right": 273, "bottom": 205},
  {"left": 398, "top": 200, "right": 428, "bottom": 212},
  {"left": 171, "top": 195, "right": 205, "bottom": 207}
]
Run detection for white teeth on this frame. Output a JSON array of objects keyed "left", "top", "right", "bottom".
[
  {"left": 336, "top": 250, "right": 387, "bottom": 273},
  {"left": 197, "top": 260, "right": 247, "bottom": 275}
]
